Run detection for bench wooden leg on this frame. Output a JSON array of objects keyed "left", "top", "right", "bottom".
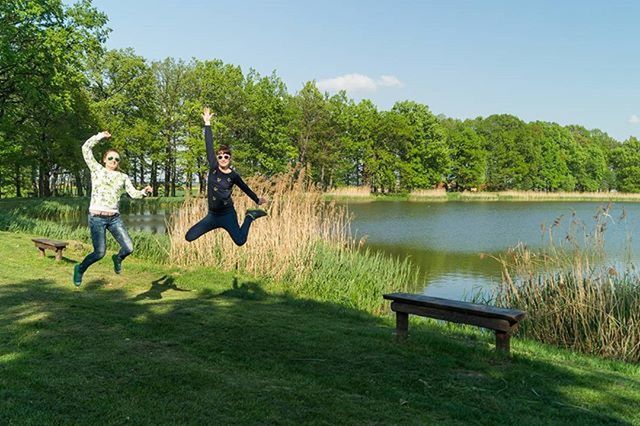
[
  {"left": 38, "top": 248, "right": 46, "bottom": 257},
  {"left": 495, "top": 331, "right": 510, "bottom": 353},
  {"left": 396, "top": 312, "right": 408, "bottom": 340},
  {"left": 55, "top": 249, "right": 63, "bottom": 261}
]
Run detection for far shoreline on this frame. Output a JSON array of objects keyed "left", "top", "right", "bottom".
[{"left": 324, "top": 188, "right": 640, "bottom": 203}]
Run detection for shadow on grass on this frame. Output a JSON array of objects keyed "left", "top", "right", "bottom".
[
  {"left": 0, "top": 277, "right": 636, "bottom": 425},
  {"left": 133, "top": 275, "right": 191, "bottom": 301}
]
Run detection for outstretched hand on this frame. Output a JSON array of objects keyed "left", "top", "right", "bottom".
[
  {"left": 98, "top": 130, "right": 111, "bottom": 139},
  {"left": 143, "top": 185, "right": 152, "bottom": 195},
  {"left": 202, "top": 107, "right": 214, "bottom": 125}
]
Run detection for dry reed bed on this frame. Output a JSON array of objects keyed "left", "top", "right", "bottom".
[
  {"left": 324, "top": 185, "right": 372, "bottom": 198},
  {"left": 462, "top": 190, "right": 640, "bottom": 201},
  {"left": 408, "top": 189, "right": 448, "bottom": 200},
  {"left": 168, "top": 170, "right": 419, "bottom": 312},
  {"left": 495, "top": 207, "right": 640, "bottom": 362}
]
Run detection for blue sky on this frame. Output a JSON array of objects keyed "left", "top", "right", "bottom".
[{"left": 81, "top": 0, "right": 639, "bottom": 141}]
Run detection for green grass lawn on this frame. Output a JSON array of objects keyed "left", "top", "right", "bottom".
[{"left": 1, "top": 231, "right": 639, "bottom": 424}]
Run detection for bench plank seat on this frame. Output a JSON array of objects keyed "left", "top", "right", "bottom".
[
  {"left": 32, "top": 238, "right": 68, "bottom": 261},
  {"left": 384, "top": 292, "right": 526, "bottom": 354},
  {"left": 384, "top": 293, "right": 525, "bottom": 322}
]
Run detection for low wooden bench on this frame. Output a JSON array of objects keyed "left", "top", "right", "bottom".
[
  {"left": 383, "top": 292, "right": 526, "bottom": 353},
  {"left": 32, "top": 238, "right": 68, "bottom": 262}
]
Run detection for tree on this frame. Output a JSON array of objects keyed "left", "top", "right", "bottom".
[
  {"left": 391, "top": 101, "right": 450, "bottom": 190},
  {"left": 611, "top": 137, "right": 640, "bottom": 192},
  {"left": 0, "top": 0, "right": 108, "bottom": 196},
  {"left": 443, "top": 119, "right": 487, "bottom": 190}
]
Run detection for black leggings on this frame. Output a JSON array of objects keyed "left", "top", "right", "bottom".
[{"left": 185, "top": 209, "right": 253, "bottom": 246}]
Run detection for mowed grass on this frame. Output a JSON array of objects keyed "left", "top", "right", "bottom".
[{"left": 1, "top": 231, "right": 639, "bottom": 424}]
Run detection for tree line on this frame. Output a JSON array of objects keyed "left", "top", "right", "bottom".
[{"left": 2, "top": 0, "right": 640, "bottom": 199}]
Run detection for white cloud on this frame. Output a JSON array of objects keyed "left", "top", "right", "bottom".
[
  {"left": 378, "top": 75, "right": 404, "bottom": 88},
  {"left": 630, "top": 114, "right": 640, "bottom": 125},
  {"left": 316, "top": 73, "right": 404, "bottom": 93}
]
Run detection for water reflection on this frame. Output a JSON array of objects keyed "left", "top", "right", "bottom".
[
  {"left": 366, "top": 242, "right": 503, "bottom": 300},
  {"left": 60, "top": 205, "right": 177, "bottom": 235}
]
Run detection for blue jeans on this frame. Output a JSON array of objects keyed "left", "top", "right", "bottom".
[
  {"left": 185, "top": 209, "right": 253, "bottom": 246},
  {"left": 78, "top": 214, "right": 134, "bottom": 274}
]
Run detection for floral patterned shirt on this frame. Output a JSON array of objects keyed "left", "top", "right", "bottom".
[{"left": 83, "top": 134, "right": 147, "bottom": 213}]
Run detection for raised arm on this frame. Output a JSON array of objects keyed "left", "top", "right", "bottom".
[
  {"left": 124, "top": 176, "right": 150, "bottom": 199},
  {"left": 82, "top": 131, "right": 111, "bottom": 173},
  {"left": 233, "top": 174, "right": 262, "bottom": 205},
  {"left": 202, "top": 107, "right": 218, "bottom": 170}
]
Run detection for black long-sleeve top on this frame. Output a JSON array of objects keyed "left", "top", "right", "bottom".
[{"left": 204, "top": 125, "right": 260, "bottom": 214}]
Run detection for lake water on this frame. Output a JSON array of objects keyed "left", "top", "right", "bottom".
[
  {"left": 66, "top": 200, "right": 640, "bottom": 300},
  {"left": 344, "top": 201, "right": 639, "bottom": 300}
]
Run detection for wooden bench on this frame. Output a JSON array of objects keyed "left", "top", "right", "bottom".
[
  {"left": 32, "top": 238, "right": 68, "bottom": 262},
  {"left": 383, "top": 292, "right": 526, "bottom": 353}
]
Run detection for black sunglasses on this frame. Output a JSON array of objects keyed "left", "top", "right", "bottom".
[
  {"left": 217, "top": 154, "right": 231, "bottom": 160},
  {"left": 107, "top": 156, "right": 120, "bottom": 162}
]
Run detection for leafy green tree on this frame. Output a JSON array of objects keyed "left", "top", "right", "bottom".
[
  {"left": 241, "top": 70, "right": 296, "bottom": 175},
  {"left": 88, "top": 49, "right": 158, "bottom": 190},
  {"left": 391, "top": 101, "right": 450, "bottom": 190},
  {"left": 611, "top": 137, "right": 640, "bottom": 192},
  {"left": 475, "top": 115, "right": 539, "bottom": 190},
  {"left": 443, "top": 120, "right": 487, "bottom": 190},
  {"left": 290, "top": 82, "right": 334, "bottom": 187},
  {"left": 0, "top": 0, "right": 108, "bottom": 196}
]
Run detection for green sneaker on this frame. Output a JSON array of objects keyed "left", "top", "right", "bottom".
[
  {"left": 246, "top": 209, "right": 268, "bottom": 220},
  {"left": 73, "top": 264, "right": 83, "bottom": 287},
  {"left": 112, "top": 254, "right": 122, "bottom": 274}
]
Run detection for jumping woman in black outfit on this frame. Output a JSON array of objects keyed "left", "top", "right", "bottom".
[{"left": 185, "top": 107, "right": 267, "bottom": 246}]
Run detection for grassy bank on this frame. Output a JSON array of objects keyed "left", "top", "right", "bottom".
[{"left": 1, "top": 230, "right": 639, "bottom": 424}]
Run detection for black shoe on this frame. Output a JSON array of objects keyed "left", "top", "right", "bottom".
[
  {"left": 112, "top": 254, "right": 122, "bottom": 274},
  {"left": 73, "top": 264, "right": 83, "bottom": 287},
  {"left": 246, "top": 209, "right": 267, "bottom": 220}
]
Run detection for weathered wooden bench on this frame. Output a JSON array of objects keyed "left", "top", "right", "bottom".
[
  {"left": 32, "top": 238, "right": 68, "bottom": 262},
  {"left": 383, "top": 292, "right": 526, "bottom": 353}
]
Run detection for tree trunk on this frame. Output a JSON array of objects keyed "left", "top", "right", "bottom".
[
  {"left": 171, "top": 156, "right": 176, "bottom": 197},
  {"left": 151, "top": 161, "right": 158, "bottom": 197},
  {"left": 186, "top": 172, "right": 192, "bottom": 196},
  {"left": 51, "top": 170, "right": 58, "bottom": 197},
  {"left": 74, "top": 171, "right": 84, "bottom": 197},
  {"left": 39, "top": 163, "right": 52, "bottom": 197},
  {"left": 198, "top": 171, "right": 206, "bottom": 195},
  {"left": 132, "top": 158, "right": 138, "bottom": 186},
  {"left": 14, "top": 162, "right": 21, "bottom": 197},
  {"left": 139, "top": 160, "right": 145, "bottom": 185},
  {"left": 31, "top": 166, "right": 38, "bottom": 197},
  {"left": 164, "top": 140, "right": 171, "bottom": 196}
]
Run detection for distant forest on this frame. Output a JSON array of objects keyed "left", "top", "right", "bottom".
[{"left": 3, "top": 0, "right": 640, "bottom": 198}]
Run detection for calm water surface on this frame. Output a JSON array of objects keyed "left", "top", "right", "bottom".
[{"left": 344, "top": 201, "right": 640, "bottom": 300}]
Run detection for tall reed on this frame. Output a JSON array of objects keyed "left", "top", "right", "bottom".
[
  {"left": 324, "top": 185, "right": 372, "bottom": 198},
  {"left": 494, "top": 205, "right": 640, "bottom": 362},
  {"left": 168, "top": 169, "right": 420, "bottom": 313}
]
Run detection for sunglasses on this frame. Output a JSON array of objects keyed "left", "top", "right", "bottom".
[
  {"left": 107, "top": 156, "right": 120, "bottom": 162},
  {"left": 217, "top": 154, "right": 231, "bottom": 160}
]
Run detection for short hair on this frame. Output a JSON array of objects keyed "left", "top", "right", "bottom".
[{"left": 217, "top": 145, "right": 231, "bottom": 155}]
